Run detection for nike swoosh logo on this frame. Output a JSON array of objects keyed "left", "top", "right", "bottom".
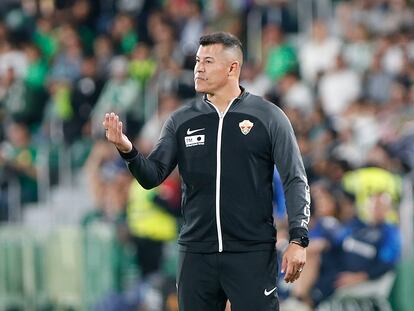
[
  {"left": 187, "top": 128, "right": 205, "bottom": 135},
  {"left": 264, "top": 287, "right": 277, "bottom": 296}
]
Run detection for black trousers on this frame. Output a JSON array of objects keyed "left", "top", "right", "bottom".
[{"left": 177, "top": 250, "right": 279, "bottom": 311}]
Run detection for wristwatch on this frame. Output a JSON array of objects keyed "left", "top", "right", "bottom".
[{"left": 289, "top": 236, "right": 309, "bottom": 248}]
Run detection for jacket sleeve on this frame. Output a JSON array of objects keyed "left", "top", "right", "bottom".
[
  {"left": 367, "top": 224, "right": 401, "bottom": 279},
  {"left": 270, "top": 108, "right": 310, "bottom": 240},
  {"left": 118, "top": 116, "right": 178, "bottom": 189}
]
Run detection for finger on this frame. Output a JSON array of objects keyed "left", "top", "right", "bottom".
[
  {"left": 284, "top": 263, "right": 296, "bottom": 283},
  {"left": 290, "top": 272, "right": 299, "bottom": 283},
  {"left": 281, "top": 255, "right": 288, "bottom": 274},
  {"left": 109, "top": 113, "right": 118, "bottom": 134},
  {"left": 291, "top": 270, "right": 301, "bottom": 283},
  {"left": 114, "top": 115, "right": 120, "bottom": 137},
  {"left": 289, "top": 268, "right": 301, "bottom": 283},
  {"left": 287, "top": 262, "right": 303, "bottom": 283},
  {"left": 106, "top": 113, "right": 112, "bottom": 131},
  {"left": 111, "top": 114, "right": 116, "bottom": 129},
  {"left": 103, "top": 113, "right": 110, "bottom": 128},
  {"left": 293, "top": 268, "right": 303, "bottom": 281},
  {"left": 110, "top": 112, "right": 116, "bottom": 129},
  {"left": 105, "top": 113, "right": 117, "bottom": 140},
  {"left": 118, "top": 121, "right": 123, "bottom": 138}
]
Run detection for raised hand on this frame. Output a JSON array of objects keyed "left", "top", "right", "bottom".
[{"left": 102, "top": 112, "right": 133, "bottom": 153}]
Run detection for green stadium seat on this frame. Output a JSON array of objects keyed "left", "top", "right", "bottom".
[
  {"left": 45, "top": 226, "right": 84, "bottom": 309},
  {"left": 389, "top": 258, "right": 414, "bottom": 311},
  {"left": 0, "top": 225, "right": 27, "bottom": 309},
  {"left": 83, "top": 222, "right": 118, "bottom": 308},
  {"left": 317, "top": 271, "right": 396, "bottom": 311},
  {"left": 0, "top": 225, "right": 54, "bottom": 310},
  {"left": 31, "top": 230, "right": 50, "bottom": 309}
]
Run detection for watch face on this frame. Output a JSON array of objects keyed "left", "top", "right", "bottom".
[{"left": 301, "top": 236, "right": 309, "bottom": 247}]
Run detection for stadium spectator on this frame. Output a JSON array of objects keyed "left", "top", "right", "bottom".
[
  {"left": 138, "top": 92, "right": 181, "bottom": 151},
  {"left": 364, "top": 52, "right": 393, "bottom": 104},
  {"left": 318, "top": 53, "right": 361, "bottom": 119},
  {"left": 129, "top": 43, "right": 156, "bottom": 87},
  {"left": 32, "top": 16, "right": 58, "bottom": 61},
  {"left": 0, "top": 121, "right": 38, "bottom": 220},
  {"left": 110, "top": 13, "right": 138, "bottom": 55},
  {"left": 83, "top": 140, "right": 130, "bottom": 219},
  {"left": 334, "top": 192, "right": 401, "bottom": 289},
  {"left": 91, "top": 55, "right": 142, "bottom": 138},
  {"left": 178, "top": 1, "right": 205, "bottom": 58},
  {"left": 240, "top": 61, "right": 272, "bottom": 97},
  {"left": 93, "top": 34, "right": 115, "bottom": 80},
  {"left": 262, "top": 23, "right": 297, "bottom": 82},
  {"left": 342, "top": 24, "right": 374, "bottom": 74},
  {"left": 286, "top": 187, "right": 401, "bottom": 308},
  {"left": 299, "top": 19, "right": 342, "bottom": 84},
  {"left": 277, "top": 70, "right": 314, "bottom": 116},
  {"left": 63, "top": 56, "right": 104, "bottom": 145},
  {"left": 48, "top": 24, "right": 83, "bottom": 83}
]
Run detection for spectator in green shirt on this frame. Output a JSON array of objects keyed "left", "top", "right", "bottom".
[
  {"left": 263, "top": 24, "right": 297, "bottom": 81},
  {"left": 0, "top": 122, "right": 38, "bottom": 206}
]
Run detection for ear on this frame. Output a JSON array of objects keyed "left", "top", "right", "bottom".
[{"left": 228, "top": 61, "right": 240, "bottom": 76}]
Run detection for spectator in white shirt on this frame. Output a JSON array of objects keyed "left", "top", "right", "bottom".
[
  {"left": 279, "top": 71, "right": 314, "bottom": 116},
  {"left": 299, "top": 20, "right": 342, "bottom": 85},
  {"left": 319, "top": 54, "right": 361, "bottom": 118}
]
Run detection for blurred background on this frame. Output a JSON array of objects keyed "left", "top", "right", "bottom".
[{"left": 0, "top": 0, "right": 413, "bottom": 310}]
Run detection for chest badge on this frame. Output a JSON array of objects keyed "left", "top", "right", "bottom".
[{"left": 239, "top": 120, "right": 254, "bottom": 135}]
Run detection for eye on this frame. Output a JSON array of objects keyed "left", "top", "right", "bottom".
[{"left": 206, "top": 60, "right": 212, "bottom": 64}]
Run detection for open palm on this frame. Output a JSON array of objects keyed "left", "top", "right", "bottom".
[{"left": 102, "top": 112, "right": 132, "bottom": 153}]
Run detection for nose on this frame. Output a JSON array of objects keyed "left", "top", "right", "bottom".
[{"left": 195, "top": 61, "right": 204, "bottom": 73}]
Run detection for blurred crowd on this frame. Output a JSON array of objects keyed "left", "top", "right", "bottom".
[{"left": 0, "top": 0, "right": 414, "bottom": 310}]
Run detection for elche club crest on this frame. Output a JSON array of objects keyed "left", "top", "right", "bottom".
[{"left": 239, "top": 120, "right": 254, "bottom": 135}]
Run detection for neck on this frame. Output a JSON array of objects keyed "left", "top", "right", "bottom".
[{"left": 207, "top": 84, "right": 241, "bottom": 112}]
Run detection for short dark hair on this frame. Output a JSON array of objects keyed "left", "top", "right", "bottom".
[{"left": 199, "top": 32, "right": 242, "bottom": 54}]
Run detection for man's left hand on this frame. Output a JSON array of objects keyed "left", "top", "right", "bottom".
[{"left": 281, "top": 243, "right": 306, "bottom": 283}]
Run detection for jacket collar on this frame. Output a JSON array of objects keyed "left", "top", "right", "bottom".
[{"left": 202, "top": 85, "right": 248, "bottom": 104}]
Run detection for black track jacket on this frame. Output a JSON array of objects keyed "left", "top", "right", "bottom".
[{"left": 119, "top": 88, "right": 310, "bottom": 253}]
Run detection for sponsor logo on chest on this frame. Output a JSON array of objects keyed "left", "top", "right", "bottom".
[{"left": 185, "top": 128, "right": 205, "bottom": 147}]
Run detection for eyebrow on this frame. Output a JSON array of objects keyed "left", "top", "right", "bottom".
[{"left": 196, "top": 56, "right": 215, "bottom": 61}]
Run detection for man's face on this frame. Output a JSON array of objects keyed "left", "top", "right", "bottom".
[{"left": 194, "top": 44, "right": 230, "bottom": 94}]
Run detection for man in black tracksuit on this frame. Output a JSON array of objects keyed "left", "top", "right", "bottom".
[{"left": 103, "top": 32, "right": 310, "bottom": 311}]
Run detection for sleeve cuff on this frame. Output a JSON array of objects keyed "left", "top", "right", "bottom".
[
  {"left": 117, "top": 146, "right": 138, "bottom": 162},
  {"left": 289, "top": 227, "right": 308, "bottom": 241}
]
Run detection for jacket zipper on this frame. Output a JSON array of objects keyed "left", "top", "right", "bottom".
[{"left": 209, "top": 98, "right": 237, "bottom": 252}]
